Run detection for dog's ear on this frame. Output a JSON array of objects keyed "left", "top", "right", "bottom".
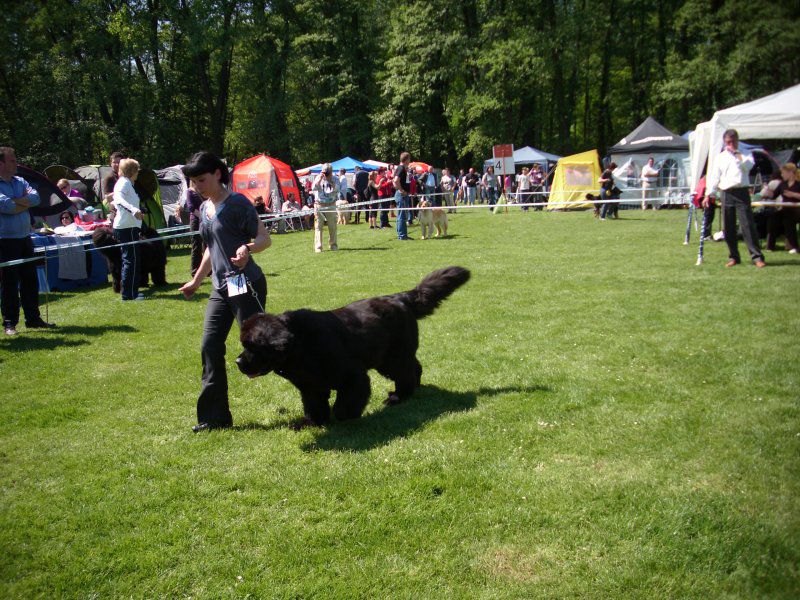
[
  {"left": 241, "top": 313, "right": 293, "bottom": 351},
  {"left": 270, "top": 317, "right": 294, "bottom": 352}
]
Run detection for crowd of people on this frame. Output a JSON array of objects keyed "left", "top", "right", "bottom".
[{"left": 292, "top": 159, "right": 554, "bottom": 249}]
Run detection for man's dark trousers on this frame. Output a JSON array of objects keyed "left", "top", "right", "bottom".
[
  {"left": 722, "top": 187, "right": 764, "bottom": 264},
  {"left": 0, "top": 237, "right": 42, "bottom": 328}
]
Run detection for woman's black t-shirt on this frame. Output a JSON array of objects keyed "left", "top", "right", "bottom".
[
  {"left": 395, "top": 165, "right": 410, "bottom": 194},
  {"left": 200, "top": 192, "right": 264, "bottom": 290}
]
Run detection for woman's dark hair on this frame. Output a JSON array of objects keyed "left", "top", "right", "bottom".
[
  {"left": 609, "top": 162, "right": 617, "bottom": 170},
  {"left": 59, "top": 211, "right": 73, "bottom": 222},
  {"left": 182, "top": 151, "right": 229, "bottom": 185}
]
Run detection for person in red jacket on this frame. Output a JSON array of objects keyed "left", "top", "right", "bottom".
[
  {"left": 376, "top": 168, "right": 394, "bottom": 228},
  {"left": 695, "top": 175, "right": 715, "bottom": 241}
]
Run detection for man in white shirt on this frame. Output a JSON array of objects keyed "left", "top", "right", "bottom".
[
  {"left": 706, "top": 129, "right": 765, "bottom": 267},
  {"left": 640, "top": 157, "right": 659, "bottom": 210}
]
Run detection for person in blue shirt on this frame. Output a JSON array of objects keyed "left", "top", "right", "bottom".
[{"left": 0, "top": 147, "right": 56, "bottom": 335}]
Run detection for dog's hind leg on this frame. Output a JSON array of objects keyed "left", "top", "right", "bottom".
[
  {"left": 384, "top": 358, "right": 420, "bottom": 406},
  {"left": 332, "top": 370, "right": 371, "bottom": 420},
  {"left": 300, "top": 387, "right": 332, "bottom": 425}
]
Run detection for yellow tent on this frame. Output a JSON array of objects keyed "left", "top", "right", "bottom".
[{"left": 545, "top": 149, "right": 601, "bottom": 210}]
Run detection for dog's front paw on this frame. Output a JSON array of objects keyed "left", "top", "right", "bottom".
[
  {"left": 384, "top": 393, "right": 402, "bottom": 406},
  {"left": 289, "top": 417, "right": 318, "bottom": 431}
]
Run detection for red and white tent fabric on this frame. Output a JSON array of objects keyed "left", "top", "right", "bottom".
[
  {"left": 232, "top": 154, "right": 302, "bottom": 205},
  {"left": 364, "top": 159, "right": 390, "bottom": 169}
]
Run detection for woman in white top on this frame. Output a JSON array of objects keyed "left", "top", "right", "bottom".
[
  {"left": 112, "top": 158, "right": 144, "bottom": 301},
  {"left": 516, "top": 167, "right": 531, "bottom": 209}
]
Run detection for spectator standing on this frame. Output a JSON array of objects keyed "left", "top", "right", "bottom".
[
  {"left": 179, "top": 151, "right": 271, "bottom": 433},
  {"left": 441, "top": 168, "right": 455, "bottom": 213},
  {"left": 706, "top": 129, "right": 765, "bottom": 268},
  {"left": 354, "top": 165, "right": 369, "bottom": 225},
  {"left": 692, "top": 175, "right": 715, "bottom": 241},
  {"left": 337, "top": 168, "right": 349, "bottom": 201},
  {"left": 185, "top": 183, "right": 205, "bottom": 276},
  {"left": 530, "top": 165, "right": 545, "bottom": 210},
  {"left": 503, "top": 173, "right": 514, "bottom": 201},
  {"left": 640, "top": 157, "right": 659, "bottom": 210},
  {"left": 0, "top": 147, "right": 55, "bottom": 335},
  {"left": 423, "top": 166, "right": 438, "bottom": 204},
  {"left": 377, "top": 168, "right": 393, "bottom": 228},
  {"left": 598, "top": 162, "right": 617, "bottom": 220},
  {"left": 313, "top": 164, "right": 339, "bottom": 252},
  {"left": 482, "top": 166, "right": 498, "bottom": 211},
  {"left": 366, "top": 171, "right": 380, "bottom": 229},
  {"left": 112, "top": 158, "right": 146, "bottom": 301},
  {"left": 394, "top": 152, "right": 412, "bottom": 240},
  {"left": 103, "top": 151, "right": 124, "bottom": 203},
  {"left": 464, "top": 168, "right": 479, "bottom": 205},
  {"left": 516, "top": 167, "right": 531, "bottom": 210}
]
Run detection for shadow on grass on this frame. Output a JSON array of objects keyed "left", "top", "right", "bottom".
[
  {"left": 0, "top": 324, "right": 137, "bottom": 355},
  {"left": 759, "top": 259, "right": 800, "bottom": 267},
  {"left": 39, "top": 283, "right": 113, "bottom": 306},
  {"left": 151, "top": 284, "right": 210, "bottom": 302},
  {"left": 336, "top": 246, "right": 390, "bottom": 252},
  {"left": 296, "top": 383, "right": 551, "bottom": 452}
]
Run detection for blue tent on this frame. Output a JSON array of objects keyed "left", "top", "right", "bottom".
[{"left": 309, "top": 156, "right": 377, "bottom": 173}]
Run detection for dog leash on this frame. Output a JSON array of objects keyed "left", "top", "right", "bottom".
[{"left": 247, "top": 278, "right": 266, "bottom": 313}]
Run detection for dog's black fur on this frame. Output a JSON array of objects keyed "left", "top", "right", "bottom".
[
  {"left": 92, "top": 226, "right": 168, "bottom": 293},
  {"left": 236, "top": 266, "right": 470, "bottom": 426}
]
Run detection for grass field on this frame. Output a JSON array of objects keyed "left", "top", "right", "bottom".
[{"left": 2, "top": 208, "right": 799, "bottom": 598}]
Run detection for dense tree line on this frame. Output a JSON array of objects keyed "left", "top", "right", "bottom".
[{"left": 1, "top": 0, "right": 798, "bottom": 171}]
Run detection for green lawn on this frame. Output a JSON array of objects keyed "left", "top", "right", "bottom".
[{"left": 2, "top": 209, "right": 799, "bottom": 598}]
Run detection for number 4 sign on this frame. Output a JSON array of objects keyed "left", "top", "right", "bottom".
[{"left": 492, "top": 144, "right": 515, "bottom": 176}]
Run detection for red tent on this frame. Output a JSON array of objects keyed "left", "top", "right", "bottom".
[
  {"left": 231, "top": 154, "right": 302, "bottom": 205},
  {"left": 409, "top": 161, "right": 433, "bottom": 174}
]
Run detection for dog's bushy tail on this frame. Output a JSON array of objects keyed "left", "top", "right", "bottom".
[{"left": 405, "top": 266, "right": 470, "bottom": 318}]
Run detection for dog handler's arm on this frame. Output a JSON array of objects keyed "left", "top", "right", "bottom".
[
  {"left": 179, "top": 248, "right": 212, "bottom": 299},
  {"left": 231, "top": 218, "right": 270, "bottom": 269}
]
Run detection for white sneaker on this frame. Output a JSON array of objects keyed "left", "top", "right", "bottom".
[{"left": 790, "top": 248, "right": 798, "bottom": 254}]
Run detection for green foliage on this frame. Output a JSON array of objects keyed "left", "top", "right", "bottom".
[
  {"left": 1, "top": 0, "right": 798, "bottom": 170},
  {"left": 1, "top": 211, "right": 799, "bottom": 597}
]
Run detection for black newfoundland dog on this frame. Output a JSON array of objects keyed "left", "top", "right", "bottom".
[
  {"left": 92, "top": 226, "right": 168, "bottom": 293},
  {"left": 236, "top": 266, "right": 470, "bottom": 426}
]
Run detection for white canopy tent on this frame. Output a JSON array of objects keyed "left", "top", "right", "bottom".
[
  {"left": 690, "top": 84, "right": 800, "bottom": 190},
  {"left": 364, "top": 159, "right": 390, "bottom": 169}
]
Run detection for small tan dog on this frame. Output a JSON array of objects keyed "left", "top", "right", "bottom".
[
  {"left": 335, "top": 199, "right": 352, "bottom": 224},
  {"left": 418, "top": 198, "right": 448, "bottom": 239}
]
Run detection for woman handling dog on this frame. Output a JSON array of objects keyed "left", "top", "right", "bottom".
[{"left": 179, "top": 151, "right": 272, "bottom": 432}]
